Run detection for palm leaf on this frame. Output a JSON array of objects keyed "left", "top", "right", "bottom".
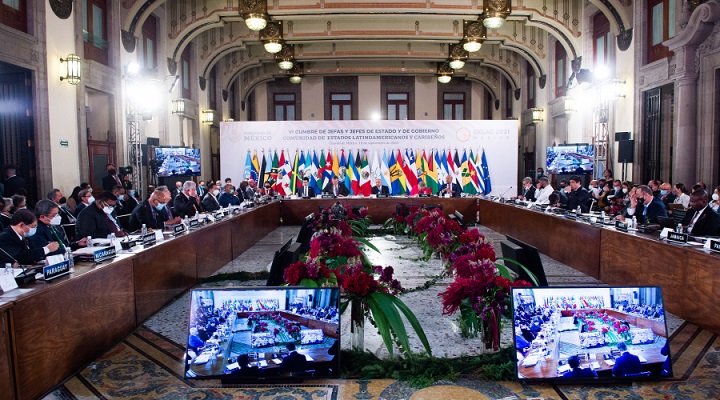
[
  {"left": 355, "top": 237, "right": 381, "bottom": 253},
  {"left": 386, "top": 294, "right": 433, "bottom": 356},
  {"left": 364, "top": 296, "right": 395, "bottom": 356},
  {"left": 495, "top": 257, "right": 539, "bottom": 286},
  {"left": 369, "top": 292, "right": 411, "bottom": 354},
  {"left": 298, "top": 278, "right": 319, "bottom": 287}
]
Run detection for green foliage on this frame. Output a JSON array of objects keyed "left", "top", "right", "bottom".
[
  {"left": 495, "top": 257, "right": 539, "bottom": 286},
  {"left": 340, "top": 347, "right": 517, "bottom": 387},
  {"left": 458, "top": 298, "right": 480, "bottom": 338}
]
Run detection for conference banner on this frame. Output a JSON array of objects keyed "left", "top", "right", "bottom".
[{"left": 220, "top": 120, "right": 518, "bottom": 197}]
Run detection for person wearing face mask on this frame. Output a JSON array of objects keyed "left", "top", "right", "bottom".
[
  {"left": 10, "top": 194, "right": 26, "bottom": 213},
  {"left": 129, "top": 189, "right": 181, "bottom": 231},
  {"left": 680, "top": 190, "right": 720, "bottom": 236},
  {"left": 517, "top": 177, "right": 536, "bottom": 201},
  {"left": 565, "top": 175, "right": 592, "bottom": 213},
  {"left": 201, "top": 182, "right": 222, "bottom": 212},
  {"left": 73, "top": 189, "right": 94, "bottom": 217},
  {"left": 174, "top": 181, "right": 203, "bottom": 218},
  {"left": 0, "top": 209, "right": 59, "bottom": 265},
  {"left": 218, "top": 183, "right": 241, "bottom": 207},
  {"left": 659, "top": 182, "right": 676, "bottom": 208},
  {"left": 76, "top": 191, "right": 127, "bottom": 238},
  {"left": 711, "top": 186, "right": 720, "bottom": 213},
  {"left": 102, "top": 163, "right": 122, "bottom": 191},
  {"left": 28, "top": 200, "right": 87, "bottom": 256},
  {"left": 47, "top": 188, "right": 77, "bottom": 226},
  {"left": 611, "top": 180, "right": 623, "bottom": 197},
  {"left": 534, "top": 176, "right": 554, "bottom": 205},
  {"left": 672, "top": 183, "right": 690, "bottom": 209},
  {"left": 621, "top": 185, "right": 667, "bottom": 224}
]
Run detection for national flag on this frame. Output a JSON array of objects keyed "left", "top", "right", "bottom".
[
  {"left": 480, "top": 148, "right": 492, "bottom": 195},
  {"left": 251, "top": 151, "right": 260, "bottom": 181},
  {"left": 435, "top": 149, "right": 447, "bottom": 184},
  {"left": 474, "top": 151, "right": 485, "bottom": 194},
  {"left": 323, "top": 149, "right": 334, "bottom": 189},
  {"left": 310, "top": 150, "right": 321, "bottom": 193},
  {"left": 340, "top": 149, "right": 352, "bottom": 194},
  {"left": 259, "top": 151, "right": 267, "bottom": 186},
  {"left": 403, "top": 149, "right": 419, "bottom": 195},
  {"left": 395, "top": 149, "right": 407, "bottom": 194},
  {"left": 360, "top": 151, "right": 371, "bottom": 196},
  {"left": 332, "top": 149, "right": 340, "bottom": 179},
  {"left": 274, "top": 150, "right": 285, "bottom": 195},
  {"left": 441, "top": 150, "right": 450, "bottom": 183},
  {"left": 291, "top": 150, "right": 302, "bottom": 194},
  {"left": 244, "top": 151, "right": 253, "bottom": 180},
  {"left": 318, "top": 150, "right": 327, "bottom": 190},
  {"left": 389, "top": 151, "right": 404, "bottom": 195},
  {"left": 270, "top": 150, "right": 279, "bottom": 185},
  {"left": 380, "top": 150, "right": 391, "bottom": 188},
  {"left": 453, "top": 149, "right": 462, "bottom": 186},
  {"left": 371, "top": 150, "right": 381, "bottom": 180},
  {"left": 426, "top": 150, "right": 439, "bottom": 194},
  {"left": 461, "top": 149, "right": 476, "bottom": 195},
  {"left": 349, "top": 149, "right": 361, "bottom": 194},
  {"left": 281, "top": 150, "right": 293, "bottom": 195},
  {"left": 468, "top": 149, "right": 480, "bottom": 193}
]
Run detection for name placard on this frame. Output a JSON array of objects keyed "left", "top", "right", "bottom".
[
  {"left": 173, "top": 223, "right": 186, "bottom": 236},
  {"left": 377, "top": 193, "right": 390, "bottom": 198},
  {"left": 321, "top": 194, "right": 334, "bottom": 199},
  {"left": 709, "top": 239, "right": 720, "bottom": 253},
  {"left": 667, "top": 231, "right": 689, "bottom": 244},
  {"left": 615, "top": 221, "right": 628, "bottom": 232},
  {"left": 93, "top": 246, "right": 116, "bottom": 263},
  {"left": 189, "top": 219, "right": 200, "bottom": 229},
  {"left": 213, "top": 211, "right": 224, "bottom": 220},
  {"left": 43, "top": 260, "right": 70, "bottom": 281},
  {"left": 142, "top": 232, "right": 157, "bottom": 247}
]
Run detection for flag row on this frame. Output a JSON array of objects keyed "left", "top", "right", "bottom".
[{"left": 243, "top": 148, "right": 492, "bottom": 197}]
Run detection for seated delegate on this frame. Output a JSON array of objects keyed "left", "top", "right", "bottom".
[
  {"left": 612, "top": 342, "right": 643, "bottom": 377},
  {"left": 438, "top": 175, "right": 461, "bottom": 197},
  {"left": 371, "top": 178, "right": 390, "bottom": 196},
  {"left": 28, "top": 200, "right": 87, "bottom": 256},
  {"left": 563, "top": 355, "right": 597, "bottom": 378},
  {"left": 76, "top": 191, "right": 127, "bottom": 238},
  {"left": 297, "top": 177, "right": 316, "bottom": 198},
  {"left": 622, "top": 185, "right": 667, "bottom": 224},
  {"left": 0, "top": 209, "right": 59, "bottom": 265},
  {"left": 681, "top": 190, "right": 720, "bottom": 236},
  {"left": 129, "top": 189, "right": 181, "bottom": 232},
  {"left": 322, "top": 176, "right": 350, "bottom": 197}
]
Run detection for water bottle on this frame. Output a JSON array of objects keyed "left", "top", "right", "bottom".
[
  {"left": 576, "top": 206, "right": 581, "bottom": 215},
  {"left": 141, "top": 224, "right": 147, "bottom": 236},
  {"left": 676, "top": 223, "right": 683, "bottom": 233},
  {"left": 87, "top": 236, "right": 93, "bottom": 247},
  {"left": 631, "top": 216, "right": 637, "bottom": 230},
  {"left": 601, "top": 211, "right": 606, "bottom": 221},
  {"left": 5, "top": 263, "right": 11, "bottom": 274},
  {"left": 66, "top": 248, "right": 74, "bottom": 273}
]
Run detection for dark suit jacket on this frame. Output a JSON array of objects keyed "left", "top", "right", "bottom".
[
  {"left": 27, "top": 222, "right": 77, "bottom": 256},
  {"left": 218, "top": 192, "right": 240, "bottom": 207},
  {"left": 201, "top": 193, "right": 222, "bottom": 212},
  {"left": 371, "top": 185, "right": 390, "bottom": 195},
  {"left": 129, "top": 200, "right": 167, "bottom": 231},
  {"left": 438, "top": 182, "right": 462, "bottom": 197},
  {"left": 521, "top": 186, "right": 536, "bottom": 201},
  {"left": 102, "top": 174, "right": 122, "bottom": 191},
  {"left": 634, "top": 197, "right": 668, "bottom": 224},
  {"left": 281, "top": 351, "right": 308, "bottom": 373},
  {"left": 76, "top": 203, "right": 121, "bottom": 239},
  {"left": 682, "top": 207, "right": 720, "bottom": 237},
  {"left": 322, "top": 182, "right": 350, "bottom": 197},
  {"left": 57, "top": 204, "right": 76, "bottom": 226},
  {"left": 297, "top": 185, "right": 316, "bottom": 198},
  {"left": 612, "top": 352, "right": 642, "bottom": 376},
  {"left": 563, "top": 367, "right": 598, "bottom": 378},
  {"left": 566, "top": 187, "right": 592, "bottom": 213},
  {"left": 0, "top": 214, "right": 11, "bottom": 230},
  {"left": 0, "top": 226, "right": 46, "bottom": 265},
  {"left": 73, "top": 202, "right": 88, "bottom": 217},
  {"left": 3, "top": 175, "right": 26, "bottom": 197},
  {"left": 174, "top": 193, "right": 200, "bottom": 218}
]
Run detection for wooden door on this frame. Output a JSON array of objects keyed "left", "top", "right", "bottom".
[{"left": 88, "top": 140, "right": 116, "bottom": 192}]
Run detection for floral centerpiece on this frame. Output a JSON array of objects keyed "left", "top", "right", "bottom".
[{"left": 284, "top": 211, "right": 431, "bottom": 357}]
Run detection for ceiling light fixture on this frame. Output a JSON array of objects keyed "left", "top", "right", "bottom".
[
  {"left": 239, "top": 0, "right": 268, "bottom": 31},
  {"left": 260, "top": 21, "right": 284, "bottom": 54},
  {"left": 288, "top": 63, "right": 303, "bottom": 84},
  {"left": 276, "top": 43, "right": 295, "bottom": 70},
  {"left": 462, "top": 20, "right": 487, "bottom": 53},
  {"left": 482, "top": 0, "right": 511, "bottom": 29},
  {"left": 448, "top": 43, "right": 469, "bottom": 70},
  {"left": 437, "top": 62, "right": 453, "bottom": 83}
]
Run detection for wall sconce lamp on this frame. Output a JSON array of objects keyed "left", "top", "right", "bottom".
[
  {"left": 239, "top": 0, "right": 268, "bottom": 31},
  {"left": 60, "top": 54, "right": 81, "bottom": 84},
  {"left": 482, "top": 0, "right": 511, "bottom": 29},
  {"left": 437, "top": 62, "right": 453, "bottom": 83},
  {"left": 202, "top": 110, "right": 215, "bottom": 124},
  {"left": 563, "top": 97, "right": 576, "bottom": 113},
  {"left": 462, "top": 20, "right": 487, "bottom": 52},
  {"left": 288, "top": 63, "right": 303, "bottom": 84},
  {"left": 260, "top": 21, "right": 284, "bottom": 54},
  {"left": 276, "top": 43, "right": 295, "bottom": 70},
  {"left": 171, "top": 99, "right": 186, "bottom": 115},
  {"left": 531, "top": 107, "right": 544, "bottom": 123},
  {"left": 448, "top": 43, "right": 469, "bottom": 70}
]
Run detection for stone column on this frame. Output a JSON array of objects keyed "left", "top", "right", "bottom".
[{"left": 673, "top": 76, "right": 698, "bottom": 185}]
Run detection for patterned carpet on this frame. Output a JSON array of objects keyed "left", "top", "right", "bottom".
[{"left": 43, "top": 320, "right": 720, "bottom": 400}]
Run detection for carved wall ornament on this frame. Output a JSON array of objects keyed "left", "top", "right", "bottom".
[
  {"left": 222, "top": 90, "right": 229, "bottom": 102},
  {"left": 122, "top": 30, "right": 137, "bottom": 53},
  {"left": 514, "top": 88, "right": 521, "bottom": 100},
  {"left": 571, "top": 57, "right": 582, "bottom": 73},
  {"left": 199, "top": 77, "right": 206, "bottom": 91},
  {"left": 167, "top": 58, "right": 178, "bottom": 75},
  {"left": 49, "top": 0, "right": 73, "bottom": 19},
  {"left": 539, "top": 75, "right": 547, "bottom": 89},
  {"left": 617, "top": 28, "right": 633, "bottom": 51}
]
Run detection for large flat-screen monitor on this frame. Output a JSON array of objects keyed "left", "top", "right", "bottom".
[
  {"left": 546, "top": 145, "right": 594, "bottom": 175},
  {"left": 184, "top": 287, "right": 340, "bottom": 381},
  {"left": 155, "top": 147, "right": 201, "bottom": 177},
  {"left": 512, "top": 286, "right": 672, "bottom": 383},
  {"left": 503, "top": 236, "right": 548, "bottom": 287}
]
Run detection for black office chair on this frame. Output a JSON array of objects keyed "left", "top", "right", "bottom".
[
  {"left": 117, "top": 213, "right": 132, "bottom": 230},
  {"left": 671, "top": 209, "right": 687, "bottom": 225},
  {"left": 61, "top": 224, "right": 76, "bottom": 241}
]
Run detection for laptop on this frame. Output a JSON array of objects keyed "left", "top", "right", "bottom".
[{"left": 657, "top": 216, "right": 676, "bottom": 229}]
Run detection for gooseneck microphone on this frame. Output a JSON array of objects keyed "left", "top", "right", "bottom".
[{"left": 499, "top": 186, "right": 513, "bottom": 199}]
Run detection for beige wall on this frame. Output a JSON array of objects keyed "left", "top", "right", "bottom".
[
  {"left": 357, "top": 76, "right": 381, "bottom": 119},
  {"left": 415, "top": 76, "right": 437, "bottom": 119}
]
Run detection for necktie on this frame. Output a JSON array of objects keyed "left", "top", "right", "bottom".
[
  {"left": 688, "top": 210, "right": 703, "bottom": 233},
  {"left": 334, "top": 186, "right": 338, "bottom": 196},
  {"left": 166, "top": 205, "right": 173, "bottom": 219},
  {"left": 304, "top": 187, "right": 308, "bottom": 197},
  {"left": 49, "top": 226, "right": 66, "bottom": 253},
  {"left": 114, "top": 175, "right": 121, "bottom": 185}
]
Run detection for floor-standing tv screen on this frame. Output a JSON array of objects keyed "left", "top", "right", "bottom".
[
  {"left": 184, "top": 287, "right": 340, "bottom": 380},
  {"left": 155, "top": 147, "right": 201, "bottom": 177},
  {"left": 512, "top": 286, "right": 672, "bottom": 383},
  {"left": 546, "top": 145, "right": 594, "bottom": 175}
]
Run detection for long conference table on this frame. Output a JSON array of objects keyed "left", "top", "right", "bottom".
[{"left": 0, "top": 196, "right": 718, "bottom": 399}]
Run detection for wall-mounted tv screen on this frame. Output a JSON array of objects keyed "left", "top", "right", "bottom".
[
  {"left": 512, "top": 286, "right": 672, "bottom": 383},
  {"left": 546, "top": 145, "right": 594, "bottom": 175},
  {"left": 155, "top": 147, "right": 201, "bottom": 177},
  {"left": 184, "top": 287, "right": 340, "bottom": 381}
]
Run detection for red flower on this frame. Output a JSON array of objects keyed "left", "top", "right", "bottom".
[
  {"left": 284, "top": 261, "right": 310, "bottom": 285},
  {"left": 342, "top": 266, "right": 379, "bottom": 298}
]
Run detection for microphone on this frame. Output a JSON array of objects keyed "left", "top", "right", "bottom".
[
  {"left": 499, "top": 186, "right": 513, "bottom": 199},
  {"left": 589, "top": 199, "right": 597, "bottom": 213},
  {"left": 0, "top": 247, "right": 36, "bottom": 284}
]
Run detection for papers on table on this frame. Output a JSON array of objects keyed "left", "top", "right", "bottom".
[
  {"left": 591, "top": 362, "right": 601, "bottom": 369},
  {"left": 226, "top": 362, "right": 239, "bottom": 371},
  {"left": 522, "top": 355, "right": 539, "bottom": 367},
  {"left": 194, "top": 354, "right": 210, "bottom": 364},
  {"left": 259, "top": 360, "right": 268, "bottom": 367},
  {"left": 557, "top": 364, "right": 571, "bottom": 374},
  {"left": 604, "top": 359, "right": 615, "bottom": 366}
]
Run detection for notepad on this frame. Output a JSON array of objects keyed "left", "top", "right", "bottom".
[
  {"left": 591, "top": 362, "right": 601, "bottom": 369},
  {"left": 605, "top": 359, "right": 615, "bottom": 366},
  {"left": 259, "top": 360, "right": 268, "bottom": 367},
  {"left": 557, "top": 364, "right": 572, "bottom": 374},
  {"left": 272, "top": 358, "right": 282, "bottom": 364},
  {"left": 194, "top": 354, "right": 210, "bottom": 364}
]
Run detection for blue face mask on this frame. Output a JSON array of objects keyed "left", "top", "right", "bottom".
[
  {"left": 130, "top": 190, "right": 136, "bottom": 198},
  {"left": 155, "top": 203, "right": 166, "bottom": 211},
  {"left": 660, "top": 190, "right": 668, "bottom": 196},
  {"left": 24, "top": 226, "right": 36, "bottom": 237}
]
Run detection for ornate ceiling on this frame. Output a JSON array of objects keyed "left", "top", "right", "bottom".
[{"left": 120, "top": 0, "right": 632, "bottom": 101}]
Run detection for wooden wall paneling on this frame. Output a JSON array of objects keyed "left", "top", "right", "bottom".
[
  {"left": 195, "top": 219, "right": 233, "bottom": 278},
  {"left": 134, "top": 233, "right": 198, "bottom": 324},
  {"left": 681, "top": 248, "right": 720, "bottom": 333},
  {"left": 11, "top": 258, "right": 136, "bottom": 400},
  {"left": 0, "top": 303, "right": 15, "bottom": 400},
  {"left": 231, "top": 203, "right": 282, "bottom": 258}
]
